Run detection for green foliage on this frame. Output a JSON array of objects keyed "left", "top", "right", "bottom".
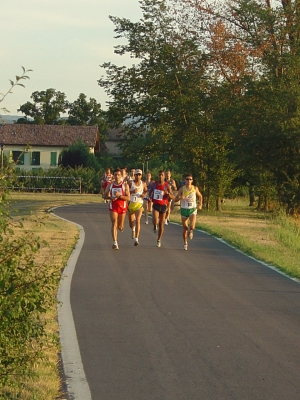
[
  {"left": 11, "top": 166, "right": 101, "bottom": 194},
  {"left": 0, "top": 168, "right": 59, "bottom": 392},
  {"left": 58, "top": 139, "right": 98, "bottom": 169},
  {"left": 0, "top": 67, "right": 32, "bottom": 115},
  {"left": 17, "top": 88, "right": 68, "bottom": 125},
  {"left": 67, "top": 93, "right": 109, "bottom": 147},
  {"left": 98, "top": 0, "right": 300, "bottom": 212}
]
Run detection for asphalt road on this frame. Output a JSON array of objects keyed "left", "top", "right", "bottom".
[{"left": 55, "top": 203, "right": 300, "bottom": 400}]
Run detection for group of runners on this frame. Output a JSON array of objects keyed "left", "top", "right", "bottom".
[{"left": 101, "top": 167, "right": 203, "bottom": 251}]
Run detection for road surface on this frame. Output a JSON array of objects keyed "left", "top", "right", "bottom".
[{"left": 54, "top": 203, "right": 300, "bottom": 400}]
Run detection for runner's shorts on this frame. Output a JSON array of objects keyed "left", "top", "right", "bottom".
[
  {"left": 181, "top": 207, "right": 197, "bottom": 218},
  {"left": 128, "top": 202, "right": 143, "bottom": 213},
  {"left": 153, "top": 203, "right": 167, "bottom": 214},
  {"left": 109, "top": 201, "right": 128, "bottom": 215}
]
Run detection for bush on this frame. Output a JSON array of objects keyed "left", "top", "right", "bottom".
[{"left": 0, "top": 167, "right": 60, "bottom": 393}]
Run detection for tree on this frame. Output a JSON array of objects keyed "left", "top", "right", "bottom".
[
  {"left": 58, "top": 139, "right": 99, "bottom": 169},
  {"left": 67, "top": 93, "right": 109, "bottom": 149},
  {"left": 178, "top": 0, "right": 300, "bottom": 212},
  {"left": 99, "top": 0, "right": 237, "bottom": 206},
  {"left": 99, "top": 0, "right": 300, "bottom": 212},
  {"left": 17, "top": 88, "right": 69, "bottom": 124},
  {"left": 99, "top": 1, "right": 206, "bottom": 164},
  {"left": 67, "top": 93, "right": 102, "bottom": 125}
]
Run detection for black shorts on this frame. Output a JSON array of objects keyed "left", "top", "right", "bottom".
[{"left": 153, "top": 203, "right": 167, "bottom": 214}]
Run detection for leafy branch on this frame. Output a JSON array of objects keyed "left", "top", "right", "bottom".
[{"left": 0, "top": 66, "right": 32, "bottom": 113}]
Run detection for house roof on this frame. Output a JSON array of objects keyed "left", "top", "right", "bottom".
[{"left": 0, "top": 124, "right": 98, "bottom": 147}]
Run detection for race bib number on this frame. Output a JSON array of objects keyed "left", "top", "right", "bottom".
[
  {"left": 154, "top": 189, "right": 164, "bottom": 201},
  {"left": 184, "top": 194, "right": 195, "bottom": 209},
  {"left": 112, "top": 188, "right": 122, "bottom": 198},
  {"left": 130, "top": 194, "right": 138, "bottom": 202}
]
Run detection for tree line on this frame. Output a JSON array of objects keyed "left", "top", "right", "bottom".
[
  {"left": 15, "top": 89, "right": 109, "bottom": 148},
  {"left": 98, "top": 0, "right": 300, "bottom": 213}
]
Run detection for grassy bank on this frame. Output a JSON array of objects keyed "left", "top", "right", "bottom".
[
  {"left": 5, "top": 193, "right": 300, "bottom": 399},
  {"left": 172, "top": 197, "right": 300, "bottom": 279},
  {"left": 3, "top": 193, "right": 100, "bottom": 400}
]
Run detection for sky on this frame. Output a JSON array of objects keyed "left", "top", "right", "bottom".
[{"left": 1, "top": 0, "right": 143, "bottom": 116}]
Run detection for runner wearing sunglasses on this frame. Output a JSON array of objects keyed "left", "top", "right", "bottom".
[
  {"left": 174, "top": 173, "right": 203, "bottom": 251},
  {"left": 128, "top": 169, "right": 148, "bottom": 246}
]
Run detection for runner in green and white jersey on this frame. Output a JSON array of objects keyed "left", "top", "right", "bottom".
[{"left": 174, "top": 173, "right": 203, "bottom": 251}]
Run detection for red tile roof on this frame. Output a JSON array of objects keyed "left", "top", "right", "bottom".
[{"left": 0, "top": 124, "right": 98, "bottom": 147}]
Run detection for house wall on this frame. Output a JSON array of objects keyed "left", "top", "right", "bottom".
[
  {"left": 105, "top": 141, "right": 122, "bottom": 155},
  {"left": 2, "top": 145, "right": 94, "bottom": 171}
]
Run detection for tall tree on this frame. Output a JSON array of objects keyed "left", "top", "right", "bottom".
[
  {"left": 67, "top": 93, "right": 103, "bottom": 126},
  {"left": 67, "top": 93, "right": 109, "bottom": 148},
  {"left": 99, "top": 0, "right": 238, "bottom": 206},
  {"left": 17, "top": 88, "right": 69, "bottom": 124}
]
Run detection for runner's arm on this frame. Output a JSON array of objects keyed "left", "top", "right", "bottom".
[
  {"left": 123, "top": 182, "right": 131, "bottom": 201},
  {"left": 148, "top": 182, "right": 154, "bottom": 201},
  {"left": 103, "top": 183, "right": 112, "bottom": 200},
  {"left": 167, "top": 184, "right": 175, "bottom": 200},
  {"left": 195, "top": 186, "right": 203, "bottom": 210},
  {"left": 141, "top": 182, "right": 148, "bottom": 198},
  {"left": 174, "top": 187, "right": 183, "bottom": 202}
]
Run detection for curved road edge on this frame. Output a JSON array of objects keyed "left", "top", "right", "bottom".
[
  {"left": 52, "top": 207, "right": 92, "bottom": 400},
  {"left": 50, "top": 204, "right": 299, "bottom": 400}
]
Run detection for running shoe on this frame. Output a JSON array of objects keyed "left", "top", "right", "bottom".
[
  {"left": 134, "top": 239, "right": 139, "bottom": 246},
  {"left": 165, "top": 219, "right": 169, "bottom": 225},
  {"left": 145, "top": 220, "right": 149, "bottom": 224},
  {"left": 183, "top": 243, "right": 188, "bottom": 251},
  {"left": 112, "top": 243, "right": 119, "bottom": 250},
  {"left": 131, "top": 229, "right": 135, "bottom": 239},
  {"left": 153, "top": 225, "right": 157, "bottom": 233},
  {"left": 157, "top": 240, "right": 161, "bottom": 248},
  {"left": 188, "top": 230, "right": 194, "bottom": 240}
]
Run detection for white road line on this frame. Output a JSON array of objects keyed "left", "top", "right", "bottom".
[{"left": 53, "top": 208, "right": 92, "bottom": 400}]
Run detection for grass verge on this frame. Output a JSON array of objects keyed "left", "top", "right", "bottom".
[{"left": 172, "top": 197, "right": 300, "bottom": 279}]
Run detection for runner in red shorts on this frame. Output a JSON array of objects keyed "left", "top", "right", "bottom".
[
  {"left": 104, "top": 168, "right": 130, "bottom": 250},
  {"left": 149, "top": 170, "right": 174, "bottom": 248}
]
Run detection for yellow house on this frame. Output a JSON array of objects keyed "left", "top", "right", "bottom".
[{"left": 0, "top": 124, "right": 99, "bottom": 170}]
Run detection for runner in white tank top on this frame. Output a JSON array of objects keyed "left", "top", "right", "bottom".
[
  {"left": 174, "top": 173, "right": 203, "bottom": 251},
  {"left": 128, "top": 169, "right": 148, "bottom": 246}
]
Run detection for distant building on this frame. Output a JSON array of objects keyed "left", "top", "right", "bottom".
[
  {"left": 0, "top": 124, "right": 99, "bottom": 170},
  {"left": 105, "top": 127, "right": 125, "bottom": 156}
]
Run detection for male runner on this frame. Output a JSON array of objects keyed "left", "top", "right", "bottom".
[
  {"left": 149, "top": 170, "right": 174, "bottom": 247},
  {"left": 100, "top": 167, "right": 113, "bottom": 203},
  {"left": 104, "top": 168, "right": 130, "bottom": 250},
  {"left": 174, "top": 173, "right": 203, "bottom": 250},
  {"left": 128, "top": 167, "right": 136, "bottom": 184},
  {"left": 143, "top": 171, "right": 153, "bottom": 224},
  {"left": 120, "top": 166, "right": 128, "bottom": 183},
  {"left": 165, "top": 170, "right": 177, "bottom": 225},
  {"left": 128, "top": 169, "right": 148, "bottom": 246}
]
